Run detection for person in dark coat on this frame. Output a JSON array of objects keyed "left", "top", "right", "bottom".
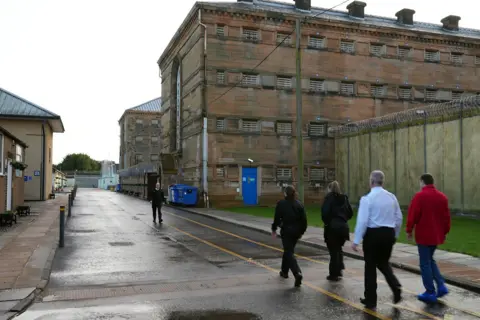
[
  {"left": 271, "top": 186, "right": 308, "bottom": 287},
  {"left": 322, "top": 181, "right": 353, "bottom": 281},
  {"left": 150, "top": 182, "right": 164, "bottom": 223}
]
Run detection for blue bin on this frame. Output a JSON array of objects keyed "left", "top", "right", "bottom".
[
  {"left": 181, "top": 186, "right": 198, "bottom": 206},
  {"left": 170, "top": 184, "right": 187, "bottom": 205}
]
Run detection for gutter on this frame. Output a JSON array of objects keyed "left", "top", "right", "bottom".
[{"left": 199, "top": 9, "right": 209, "bottom": 208}]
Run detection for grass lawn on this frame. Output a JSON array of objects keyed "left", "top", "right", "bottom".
[{"left": 225, "top": 206, "right": 480, "bottom": 257}]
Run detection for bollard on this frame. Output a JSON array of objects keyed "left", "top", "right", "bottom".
[
  {"left": 68, "top": 194, "right": 72, "bottom": 217},
  {"left": 59, "top": 206, "right": 65, "bottom": 248}
]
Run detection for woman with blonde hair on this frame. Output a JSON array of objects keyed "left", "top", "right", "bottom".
[{"left": 321, "top": 180, "right": 353, "bottom": 281}]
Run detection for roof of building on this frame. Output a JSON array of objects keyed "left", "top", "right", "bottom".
[
  {"left": 0, "top": 87, "right": 65, "bottom": 132},
  {"left": 118, "top": 97, "right": 161, "bottom": 123},
  {"left": 0, "top": 125, "right": 28, "bottom": 148}
]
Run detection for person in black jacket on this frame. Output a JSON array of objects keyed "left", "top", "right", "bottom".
[
  {"left": 322, "top": 181, "right": 353, "bottom": 281},
  {"left": 271, "top": 186, "right": 308, "bottom": 287},
  {"left": 150, "top": 182, "right": 164, "bottom": 223}
]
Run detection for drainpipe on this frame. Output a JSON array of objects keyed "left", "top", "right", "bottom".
[
  {"left": 199, "top": 9, "right": 209, "bottom": 208},
  {"left": 41, "top": 123, "right": 46, "bottom": 201}
]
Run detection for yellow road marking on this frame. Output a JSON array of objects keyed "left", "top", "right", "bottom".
[
  {"left": 385, "top": 303, "right": 442, "bottom": 320},
  {"left": 164, "top": 209, "right": 480, "bottom": 319}
]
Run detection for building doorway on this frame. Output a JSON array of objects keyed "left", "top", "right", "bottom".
[
  {"left": 6, "top": 160, "right": 12, "bottom": 211},
  {"left": 242, "top": 167, "right": 257, "bottom": 205}
]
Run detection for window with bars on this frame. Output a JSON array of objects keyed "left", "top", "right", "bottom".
[
  {"left": 398, "top": 46, "right": 411, "bottom": 58},
  {"left": 276, "top": 122, "right": 292, "bottom": 134},
  {"left": 150, "top": 154, "right": 159, "bottom": 161},
  {"left": 241, "top": 120, "right": 258, "bottom": 132},
  {"left": 216, "top": 118, "right": 225, "bottom": 131},
  {"left": 151, "top": 136, "right": 159, "bottom": 142},
  {"left": 276, "top": 76, "right": 292, "bottom": 89},
  {"left": 151, "top": 119, "right": 159, "bottom": 125},
  {"left": 216, "top": 25, "right": 225, "bottom": 37},
  {"left": 276, "top": 33, "right": 291, "bottom": 45},
  {"left": 310, "top": 168, "right": 325, "bottom": 181},
  {"left": 340, "top": 40, "right": 355, "bottom": 53},
  {"left": 309, "top": 123, "right": 326, "bottom": 137},
  {"left": 476, "top": 56, "right": 480, "bottom": 64},
  {"left": 135, "top": 119, "right": 143, "bottom": 124},
  {"left": 398, "top": 87, "right": 412, "bottom": 99},
  {"left": 135, "top": 154, "right": 143, "bottom": 164},
  {"left": 340, "top": 82, "right": 354, "bottom": 95},
  {"left": 370, "top": 44, "right": 385, "bottom": 56},
  {"left": 425, "top": 89, "right": 438, "bottom": 100},
  {"left": 242, "top": 28, "right": 259, "bottom": 41},
  {"left": 216, "top": 71, "right": 225, "bottom": 84},
  {"left": 452, "top": 91, "right": 463, "bottom": 100},
  {"left": 327, "top": 169, "right": 335, "bottom": 181},
  {"left": 425, "top": 50, "right": 440, "bottom": 62},
  {"left": 308, "top": 36, "right": 325, "bottom": 49},
  {"left": 216, "top": 167, "right": 225, "bottom": 177},
  {"left": 135, "top": 136, "right": 144, "bottom": 142},
  {"left": 276, "top": 168, "right": 292, "bottom": 180},
  {"left": 241, "top": 74, "right": 259, "bottom": 86},
  {"left": 371, "top": 85, "right": 386, "bottom": 97},
  {"left": 309, "top": 79, "right": 324, "bottom": 92},
  {"left": 451, "top": 53, "right": 463, "bottom": 64}
]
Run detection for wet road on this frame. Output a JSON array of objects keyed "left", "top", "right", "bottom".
[{"left": 16, "top": 190, "right": 480, "bottom": 320}]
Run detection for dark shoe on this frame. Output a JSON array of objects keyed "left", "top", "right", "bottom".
[
  {"left": 326, "top": 275, "right": 341, "bottom": 281},
  {"left": 294, "top": 274, "right": 303, "bottom": 287},
  {"left": 159, "top": 219, "right": 163, "bottom": 223},
  {"left": 360, "top": 298, "right": 376, "bottom": 309},
  {"left": 279, "top": 271, "right": 288, "bottom": 279},
  {"left": 393, "top": 289, "right": 402, "bottom": 304},
  {"left": 153, "top": 220, "right": 156, "bottom": 223}
]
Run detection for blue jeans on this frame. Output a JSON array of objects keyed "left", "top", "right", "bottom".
[{"left": 418, "top": 245, "right": 445, "bottom": 294}]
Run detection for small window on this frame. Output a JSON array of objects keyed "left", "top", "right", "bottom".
[
  {"left": 151, "top": 119, "right": 159, "bottom": 125},
  {"left": 135, "top": 136, "right": 144, "bottom": 142},
  {"left": 371, "top": 84, "right": 386, "bottom": 97},
  {"left": 216, "top": 167, "right": 225, "bottom": 177},
  {"left": 308, "top": 36, "right": 325, "bottom": 49},
  {"left": 309, "top": 123, "right": 326, "bottom": 136},
  {"left": 16, "top": 145, "right": 23, "bottom": 162},
  {"left": 327, "top": 169, "right": 335, "bottom": 181},
  {"left": 452, "top": 91, "right": 463, "bottom": 100},
  {"left": 151, "top": 136, "right": 159, "bottom": 142},
  {"left": 276, "top": 122, "right": 292, "bottom": 134},
  {"left": 276, "top": 76, "right": 292, "bottom": 89},
  {"left": 310, "top": 168, "right": 325, "bottom": 181},
  {"left": 277, "top": 33, "right": 291, "bottom": 45},
  {"left": 216, "top": 118, "right": 225, "bottom": 131},
  {"left": 340, "top": 82, "right": 354, "bottom": 95},
  {"left": 451, "top": 53, "right": 463, "bottom": 64},
  {"left": 476, "top": 56, "right": 480, "bottom": 65},
  {"left": 370, "top": 44, "right": 385, "bottom": 56},
  {"left": 276, "top": 168, "right": 292, "bottom": 180},
  {"left": 309, "top": 79, "right": 324, "bottom": 92},
  {"left": 217, "top": 71, "right": 225, "bottom": 84},
  {"left": 398, "top": 46, "right": 411, "bottom": 58},
  {"left": 398, "top": 87, "right": 412, "bottom": 100},
  {"left": 340, "top": 40, "right": 355, "bottom": 53},
  {"left": 425, "top": 89, "right": 438, "bottom": 101},
  {"left": 242, "top": 28, "right": 259, "bottom": 41},
  {"left": 135, "top": 154, "right": 143, "bottom": 164},
  {"left": 242, "top": 120, "right": 258, "bottom": 132},
  {"left": 216, "top": 25, "right": 225, "bottom": 37},
  {"left": 425, "top": 50, "right": 440, "bottom": 62},
  {"left": 150, "top": 154, "right": 159, "bottom": 161},
  {"left": 136, "top": 119, "right": 143, "bottom": 124},
  {"left": 241, "top": 74, "right": 259, "bottom": 86}
]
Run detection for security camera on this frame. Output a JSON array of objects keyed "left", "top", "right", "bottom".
[{"left": 247, "top": 158, "right": 253, "bottom": 163}]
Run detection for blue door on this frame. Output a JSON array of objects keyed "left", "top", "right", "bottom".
[{"left": 242, "top": 167, "right": 258, "bottom": 205}]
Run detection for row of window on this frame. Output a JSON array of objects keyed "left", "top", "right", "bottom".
[
  {"left": 134, "top": 154, "right": 159, "bottom": 164},
  {"left": 216, "top": 71, "right": 478, "bottom": 101},
  {"left": 215, "top": 118, "right": 327, "bottom": 136},
  {"left": 134, "top": 136, "right": 160, "bottom": 142},
  {"left": 134, "top": 119, "right": 160, "bottom": 125},
  {"left": 215, "top": 166, "right": 335, "bottom": 181},
  {"left": 215, "top": 25, "right": 480, "bottom": 65}
]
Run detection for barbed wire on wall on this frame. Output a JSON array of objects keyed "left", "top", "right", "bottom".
[{"left": 328, "top": 95, "right": 480, "bottom": 138}]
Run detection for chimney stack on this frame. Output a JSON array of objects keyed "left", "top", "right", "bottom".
[
  {"left": 295, "top": 0, "right": 311, "bottom": 11},
  {"left": 347, "top": 1, "right": 366, "bottom": 19},
  {"left": 441, "top": 15, "right": 461, "bottom": 31},
  {"left": 395, "top": 9, "right": 415, "bottom": 25}
]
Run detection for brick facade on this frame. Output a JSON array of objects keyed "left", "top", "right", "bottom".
[{"left": 159, "top": 0, "right": 480, "bottom": 206}]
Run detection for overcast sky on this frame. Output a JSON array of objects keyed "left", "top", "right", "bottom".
[{"left": 0, "top": 0, "right": 476, "bottom": 164}]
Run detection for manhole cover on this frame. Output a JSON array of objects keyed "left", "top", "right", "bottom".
[
  {"left": 166, "top": 310, "right": 261, "bottom": 320},
  {"left": 68, "top": 229, "right": 96, "bottom": 233},
  {"left": 108, "top": 242, "right": 134, "bottom": 246}
]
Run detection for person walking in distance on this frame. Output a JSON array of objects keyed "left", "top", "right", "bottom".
[
  {"left": 271, "top": 186, "right": 307, "bottom": 287},
  {"left": 407, "top": 173, "right": 450, "bottom": 303},
  {"left": 150, "top": 182, "right": 164, "bottom": 224},
  {"left": 321, "top": 181, "right": 353, "bottom": 281},
  {"left": 352, "top": 170, "right": 403, "bottom": 309}
]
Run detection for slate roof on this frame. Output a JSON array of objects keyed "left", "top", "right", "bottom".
[
  {"left": 127, "top": 97, "right": 162, "bottom": 113},
  {"left": 0, "top": 87, "right": 61, "bottom": 118}
]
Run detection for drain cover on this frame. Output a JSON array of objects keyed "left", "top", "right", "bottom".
[
  {"left": 166, "top": 310, "right": 261, "bottom": 320},
  {"left": 108, "top": 242, "right": 134, "bottom": 246}
]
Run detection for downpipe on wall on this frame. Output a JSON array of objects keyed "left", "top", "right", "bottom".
[{"left": 199, "top": 9, "right": 209, "bottom": 208}]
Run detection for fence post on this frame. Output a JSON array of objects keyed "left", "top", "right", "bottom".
[
  {"left": 68, "top": 194, "right": 72, "bottom": 217},
  {"left": 59, "top": 206, "right": 65, "bottom": 248},
  {"left": 460, "top": 103, "right": 464, "bottom": 213}
]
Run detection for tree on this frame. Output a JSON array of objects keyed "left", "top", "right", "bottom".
[{"left": 56, "top": 153, "right": 101, "bottom": 172}]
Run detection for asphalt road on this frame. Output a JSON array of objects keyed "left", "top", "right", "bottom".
[{"left": 15, "top": 189, "right": 480, "bottom": 320}]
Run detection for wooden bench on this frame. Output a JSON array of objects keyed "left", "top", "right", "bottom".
[
  {"left": 0, "top": 212, "right": 17, "bottom": 227},
  {"left": 16, "top": 205, "right": 31, "bottom": 216},
  {"left": 49, "top": 193, "right": 56, "bottom": 199}
]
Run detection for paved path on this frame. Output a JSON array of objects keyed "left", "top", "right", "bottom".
[
  {"left": 18, "top": 190, "right": 480, "bottom": 319},
  {"left": 180, "top": 207, "right": 480, "bottom": 293},
  {"left": 0, "top": 194, "right": 69, "bottom": 319}
]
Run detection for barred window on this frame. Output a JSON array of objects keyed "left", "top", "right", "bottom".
[
  {"left": 242, "top": 120, "right": 258, "bottom": 132},
  {"left": 216, "top": 71, "right": 225, "bottom": 84},
  {"left": 398, "top": 46, "right": 411, "bottom": 58},
  {"left": 340, "top": 82, "right": 354, "bottom": 95},
  {"left": 310, "top": 168, "right": 325, "bottom": 181},
  {"left": 242, "top": 28, "right": 259, "bottom": 41},
  {"left": 216, "top": 167, "right": 225, "bottom": 177},
  {"left": 241, "top": 74, "right": 259, "bottom": 86},
  {"left": 308, "top": 36, "right": 325, "bottom": 49},
  {"left": 327, "top": 169, "right": 335, "bottom": 181},
  {"left": 309, "top": 79, "right": 324, "bottom": 92},
  {"left": 451, "top": 53, "right": 463, "bottom": 64},
  {"left": 151, "top": 136, "right": 159, "bottom": 142},
  {"left": 425, "top": 50, "right": 440, "bottom": 62},
  {"left": 276, "top": 168, "right": 292, "bottom": 180},
  {"left": 371, "top": 85, "right": 386, "bottom": 97},
  {"left": 135, "top": 136, "right": 144, "bottom": 142},
  {"left": 216, "top": 25, "right": 225, "bottom": 37},
  {"left": 135, "top": 119, "right": 143, "bottom": 124},
  {"left": 277, "top": 33, "right": 291, "bottom": 45},
  {"left": 340, "top": 40, "right": 355, "bottom": 53},
  {"left": 150, "top": 154, "right": 159, "bottom": 161},
  {"left": 309, "top": 123, "right": 326, "bottom": 136},
  {"left": 425, "top": 89, "right": 438, "bottom": 100},
  {"left": 370, "top": 44, "right": 385, "bottom": 56},
  {"left": 151, "top": 119, "right": 159, "bottom": 125},
  {"left": 216, "top": 118, "right": 225, "bottom": 131},
  {"left": 276, "top": 122, "right": 292, "bottom": 134},
  {"left": 452, "top": 91, "right": 463, "bottom": 100},
  {"left": 398, "top": 87, "right": 412, "bottom": 99},
  {"left": 276, "top": 76, "right": 292, "bottom": 89},
  {"left": 476, "top": 56, "right": 480, "bottom": 64}
]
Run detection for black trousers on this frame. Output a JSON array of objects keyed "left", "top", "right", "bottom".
[
  {"left": 326, "top": 234, "right": 346, "bottom": 277},
  {"left": 363, "top": 227, "right": 401, "bottom": 305},
  {"left": 281, "top": 236, "right": 302, "bottom": 276},
  {"left": 152, "top": 204, "right": 162, "bottom": 221}
]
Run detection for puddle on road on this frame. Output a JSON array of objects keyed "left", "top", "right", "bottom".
[{"left": 166, "top": 310, "right": 261, "bottom": 320}]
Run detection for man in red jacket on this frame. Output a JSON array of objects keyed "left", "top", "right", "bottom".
[{"left": 406, "top": 173, "right": 451, "bottom": 303}]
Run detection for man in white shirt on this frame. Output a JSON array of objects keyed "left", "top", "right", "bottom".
[{"left": 352, "top": 170, "right": 403, "bottom": 309}]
